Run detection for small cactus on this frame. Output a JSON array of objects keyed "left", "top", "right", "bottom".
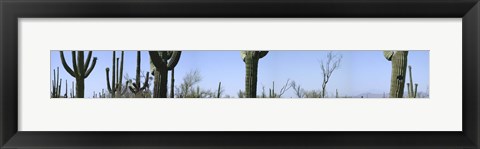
[
  {"left": 217, "top": 82, "right": 222, "bottom": 98},
  {"left": 241, "top": 51, "right": 268, "bottom": 98},
  {"left": 51, "top": 67, "right": 62, "bottom": 98},
  {"left": 149, "top": 51, "right": 182, "bottom": 98},
  {"left": 383, "top": 51, "right": 408, "bottom": 98},
  {"left": 64, "top": 81, "right": 68, "bottom": 98},
  {"left": 59, "top": 51, "right": 97, "bottom": 98},
  {"left": 336, "top": 89, "right": 339, "bottom": 98},
  {"left": 407, "top": 65, "right": 418, "bottom": 98},
  {"left": 70, "top": 81, "right": 75, "bottom": 98}
]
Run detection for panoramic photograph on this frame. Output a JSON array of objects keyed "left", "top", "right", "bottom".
[{"left": 50, "top": 50, "right": 429, "bottom": 98}]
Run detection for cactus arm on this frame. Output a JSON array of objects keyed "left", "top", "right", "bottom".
[
  {"left": 160, "top": 51, "right": 174, "bottom": 62},
  {"left": 59, "top": 51, "right": 77, "bottom": 77},
  {"left": 149, "top": 51, "right": 166, "bottom": 70},
  {"left": 407, "top": 83, "right": 411, "bottom": 97},
  {"left": 53, "top": 68, "right": 60, "bottom": 93},
  {"left": 258, "top": 51, "right": 268, "bottom": 58},
  {"left": 115, "top": 58, "right": 120, "bottom": 89},
  {"left": 84, "top": 51, "right": 92, "bottom": 71},
  {"left": 413, "top": 83, "right": 418, "bottom": 98},
  {"left": 112, "top": 51, "right": 117, "bottom": 94},
  {"left": 128, "top": 82, "right": 136, "bottom": 93},
  {"left": 383, "top": 51, "right": 394, "bottom": 61},
  {"left": 167, "top": 51, "right": 182, "bottom": 70},
  {"left": 71, "top": 51, "right": 79, "bottom": 75},
  {"left": 136, "top": 51, "right": 141, "bottom": 89},
  {"left": 240, "top": 51, "right": 248, "bottom": 62},
  {"left": 140, "top": 72, "right": 149, "bottom": 90},
  {"left": 58, "top": 79, "right": 62, "bottom": 97},
  {"left": 106, "top": 68, "right": 113, "bottom": 93},
  {"left": 170, "top": 69, "right": 175, "bottom": 98},
  {"left": 119, "top": 51, "right": 124, "bottom": 90},
  {"left": 84, "top": 57, "right": 97, "bottom": 78}
]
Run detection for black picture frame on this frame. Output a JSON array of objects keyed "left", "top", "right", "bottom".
[{"left": 1, "top": 0, "right": 479, "bottom": 148}]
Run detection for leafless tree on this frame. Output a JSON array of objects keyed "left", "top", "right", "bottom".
[
  {"left": 320, "top": 51, "right": 342, "bottom": 98},
  {"left": 271, "top": 79, "right": 292, "bottom": 98},
  {"left": 175, "top": 69, "right": 202, "bottom": 98},
  {"left": 290, "top": 81, "right": 305, "bottom": 98}
]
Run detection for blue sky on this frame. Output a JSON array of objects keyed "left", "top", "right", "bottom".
[{"left": 51, "top": 50, "right": 429, "bottom": 98}]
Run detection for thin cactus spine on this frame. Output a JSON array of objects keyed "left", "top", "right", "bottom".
[
  {"left": 241, "top": 51, "right": 268, "bottom": 98},
  {"left": 383, "top": 51, "right": 408, "bottom": 98},
  {"left": 59, "top": 51, "right": 97, "bottom": 98},
  {"left": 149, "top": 51, "right": 182, "bottom": 98}
]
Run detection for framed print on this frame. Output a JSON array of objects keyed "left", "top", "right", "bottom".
[{"left": 1, "top": 0, "right": 479, "bottom": 149}]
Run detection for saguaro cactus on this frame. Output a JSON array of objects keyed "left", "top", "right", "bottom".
[
  {"left": 407, "top": 65, "right": 418, "bottom": 98},
  {"left": 149, "top": 51, "right": 182, "bottom": 98},
  {"left": 217, "top": 82, "right": 222, "bottom": 98},
  {"left": 106, "top": 51, "right": 128, "bottom": 98},
  {"left": 128, "top": 51, "right": 150, "bottom": 98},
  {"left": 70, "top": 81, "right": 75, "bottom": 98},
  {"left": 51, "top": 67, "right": 62, "bottom": 98},
  {"left": 60, "top": 51, "right": 97, "bottom": 98},
  {"left": 383, "top": 51, "right": 408, "bottom": 98},
  {"left": 240, "top": 51, "right": 268, "bottom": 98}
]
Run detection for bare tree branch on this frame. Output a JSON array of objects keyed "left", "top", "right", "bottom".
[{"left": 320, "top": 51, "right": 342, "bottom": 98}]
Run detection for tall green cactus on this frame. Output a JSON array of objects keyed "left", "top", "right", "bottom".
[
  {"left": 407, "top": 65, "right": 418, "bottom": 98},
  {"left": 241, "top": 51, "right": 268, "bottom": 98},
  {"left": 63, "top": 80, "right": 69, "bottom": 98},
  {"left": 51, "top": 67, "right": 62, "bottom": 98},
  {"left": 60, "top": 51, "right": 97, "bottom": 98},
  {"left": 70, "top": 81, "right": 75, "bottom": 98},
  {"left": 106, "top": 51, "right": 128, "bottom": 98},
  {"left": 128, "top": 51, "right": 150, "bottom": 98},
  {"left": 383, "top": 51, "right": 408, "bottom": 98},
  {"left": 149, "top": 51, "right": 182, "bottom": 98},
  {"left": 170, "top": 69, "right": 175, "bottom": 98},
  {"left": 217, "top": 82, "right": 222, "bottom": 98}
]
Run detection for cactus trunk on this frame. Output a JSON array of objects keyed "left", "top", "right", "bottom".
[
  {"left": 76, "top": 78, "right": 85, "bottom": 98},
  {"left": 245, "top": 55, "right": 259, "bottom": 98},
  {"left": 154, "top": 66, "right": 168, "bottom": 98},
  {"left": 386, "top": 51, "right": 408, "bottom": 98},
  {"left": 241, "top": 51, "right": 268, "bottom": 98}
]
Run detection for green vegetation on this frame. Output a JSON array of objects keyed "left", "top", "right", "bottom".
[
  {"left": 50, "top": 67, "right": 62, "bottom": 98},
  {"left": 149, "top": 51, "right": 182, "bottom": 98},
  {"left": 59, "top": 51, "right": 97, "bottom": 98},
  {"left": 105, "top": 51, "right": 128, "bottom": 98},
  {"left": 384, "top": 51, "right": 408, "bottom": 98},
  {"left": 52, "top": 50, "right": 427, "bottom": 99},
  {"left": 240, "top": 51, "right": 269, "bottom": 98},
  {"left": 128, "top": 51, "right": 151, "bottom": 98}
]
